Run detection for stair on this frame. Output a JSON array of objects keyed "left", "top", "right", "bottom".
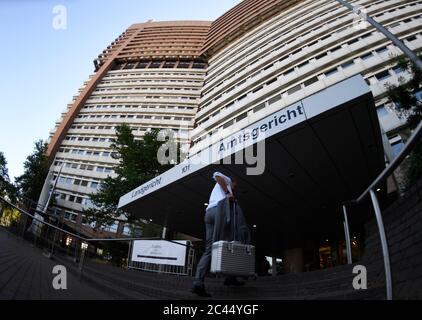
[{"left": 52, "top": 253, "right": 385, "bottom": 300}]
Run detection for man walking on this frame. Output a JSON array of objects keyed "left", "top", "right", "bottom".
[{"left": 191, "top": 171, "right": 244, "bottom": 297}]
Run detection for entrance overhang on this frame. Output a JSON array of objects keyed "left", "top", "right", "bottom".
[{"left": 118, "top": 76, "right": 385, "bottom": 255}]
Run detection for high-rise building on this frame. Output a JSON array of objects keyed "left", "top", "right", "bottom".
[
  {"left": 45, "top": 0, "right": 422, "bottom": 237},
  {"left": 46, "top": 21, "right": 211, "bottom": 236}
]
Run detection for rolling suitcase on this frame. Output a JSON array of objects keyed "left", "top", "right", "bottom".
[{"left": 210, "top": 202, "right": 255, "bottom": 277}]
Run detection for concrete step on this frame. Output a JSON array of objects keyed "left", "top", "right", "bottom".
[
  {"left": 52, "top": 255, "right": 153, "bottom": 300},
  {"left": 52, "top": 254, "right": 386, "bottom": 300}
]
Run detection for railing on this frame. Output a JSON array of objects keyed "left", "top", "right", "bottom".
[
  {"left": 342, "top": 120, "right": 422, "bottom": 300},
  {"left": 0, "top": 196, "right": 195, "bottom": 279}
]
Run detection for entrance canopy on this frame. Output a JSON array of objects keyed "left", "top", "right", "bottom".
[{"left": 118, "top": 76, "right": 385, "bottom": 255}]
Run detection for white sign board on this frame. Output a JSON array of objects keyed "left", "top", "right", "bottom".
[{"left": 131, "top": 240, "right": 188, "bottom": 266}]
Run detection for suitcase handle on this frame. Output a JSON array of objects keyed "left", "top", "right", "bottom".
[
  {"left": 227, "top": 243, "right": 253, "bottom": 255},
  {"left": 228, "top": 243, "right": 234, "bottom": 253}
]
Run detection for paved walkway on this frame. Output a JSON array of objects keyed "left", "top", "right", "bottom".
[{"left": 0, "top": 227, "right": 113, "bottom": 300}]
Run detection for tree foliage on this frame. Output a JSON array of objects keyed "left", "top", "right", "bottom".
[
  {"left": 0, "top": 151, "right": 17, "bottom": 202},
  {"left": 84, "top": 124, "right": 181, "bottom": 230},
  {"left": 385, "top": 53, "right": 422, "bottom": 186},
  {"left": 15, "top": 140, "right": 49, "bottom": 205}
]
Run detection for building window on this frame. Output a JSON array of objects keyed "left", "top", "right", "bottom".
[
  {"left": 375, "top": 70, "right": 391, "bottom": 82},
  {"left": 91, "top": 182, "right": 99, "bottom": 189},
  {"left": 376, "top": 105, "right": 389, "bottom": 117},
  {"left": 236, "top": 112, "right": 247, "bottom": 122},
  {"left": 149, "top": 61, "right": 162, "bottom": 68},
  {"left": 178, "top": 61, "right": 190, "bottom": 69},
  {"left": 287, "top": 84, "right": 301, "bottom": 95},
  {"left": 304, "top": 76, "right": 319, "bottom": 87},
  {"left": 136, "top": 62, "right": 149, "bottom": 69},
  {"left": 268, "top": 95, "right": 281, "bottom": 105},
  {"left": 223, "top": 120, "right": 234, "bottom": 129},
  {"left": 193, "top": 62, "right": 206, "bottom": 69},
  {"left": 413, "top": 90, "right": 422, "bottom": 102},
  {"left": 253, "top": 103, "right": 266, "bottom": 113},
  {"left": 391, "top": 138, "right": 404, "bottom": 158},
  {"left": 375, "top": 46, "right": 388, "bottom": 54},
  {"left": 360, "top": 52, "right": 373, "bottom": 61},
  {"left": 324, "top": 68, "right": 338, "bottom": 77},
  {"left": 341, "top": 60, "right": 354, "bottom": 69}
]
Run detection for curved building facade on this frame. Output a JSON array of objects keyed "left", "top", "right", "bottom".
[
  {"left": 190, "top": 0, "right": 422, "bottom": 156},
  {"left": 45, "top": 0, "right": 422, "bottom": 237}
]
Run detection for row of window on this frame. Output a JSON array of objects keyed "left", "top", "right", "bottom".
[
  {"left": 82, "top": 104, "right": 195, "bottom": 111},
  {"left": 54, "top": 160, "right": 114, "bottom": 174},
  {"left": 100, "top": 79, "right": 202, "bottom": 85},
  {"left": 69, "top": 124, "right": 189, "bottom": 133},
  {"left": 94, "top": 86, "right": 200, "bottom": 93},
  {"left": 89, "top": 95, "right": 199, "bottom": 101},
  {"left": 56, "top": 175, "right": 102, "bottom": 190},
  {"left": 377, "top": 90, "right": 422, "bottom": 118},
  {"left": 372, "top": 1, "right": 421, "bottom": 18},
  {"left": 65, "top": 136, "right": 114, "bottom": 143},
  {"left": 55, "top": 191, "right": 93, "bottom": 206},
  {"left": 104, "top": 72, "right": 204, "bottom": 79},
  {"left": 111, "top": 61, "right": 207, "bottom": 71},
  {"left": 57, "top": 147, "right": 115, "bottom": 160},
  {"left": 75, "top": 113, "right": 192, "bottom": 121}
]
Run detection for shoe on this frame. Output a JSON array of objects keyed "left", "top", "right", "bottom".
[
  {"left": 224, "top": 278, "right": 245, "bottom": 286},
  {"left": 191, "top": 285, "right": 212, "bottom": 297}
]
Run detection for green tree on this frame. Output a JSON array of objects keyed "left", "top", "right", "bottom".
[
  {"left": 385, "top": 53, "right": 422, "bottom": 186},
  {"left": 0, "top": 151, "right": 17, "bottom": 202},
  {"left": 15, "top": 140, "right": 49, "bottom": 205},
  {"left": 0, "top": 152, "right": 10, "bottom": 196},
  {"left": 85, "top": 124, "right": 182, "bottom": 231}
]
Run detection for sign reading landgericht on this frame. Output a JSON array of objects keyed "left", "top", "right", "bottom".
[{"left": 118, "top": 75, "right": 370, "bottom": 209}]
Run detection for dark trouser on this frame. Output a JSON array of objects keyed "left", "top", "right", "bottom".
[
  {"left": 193, "top": 206, "right": 216, "bottom": 287},
  {"left": 193, "top": 206, "right": 235, "bottom": 288}
]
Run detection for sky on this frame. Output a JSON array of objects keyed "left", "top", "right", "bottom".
[{"left": 0, "top": 0, "right": 241, "bottom": 182}]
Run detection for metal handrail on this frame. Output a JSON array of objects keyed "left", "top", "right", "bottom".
[
  {"left": 342, "top": 120, "right": 422, "bottom": 301},
  {"left": 0, "top": 196, "right": 188, "bottom": 246},
  {"left": 354, "top": 120, "right": 422, "bottom": 204}
]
